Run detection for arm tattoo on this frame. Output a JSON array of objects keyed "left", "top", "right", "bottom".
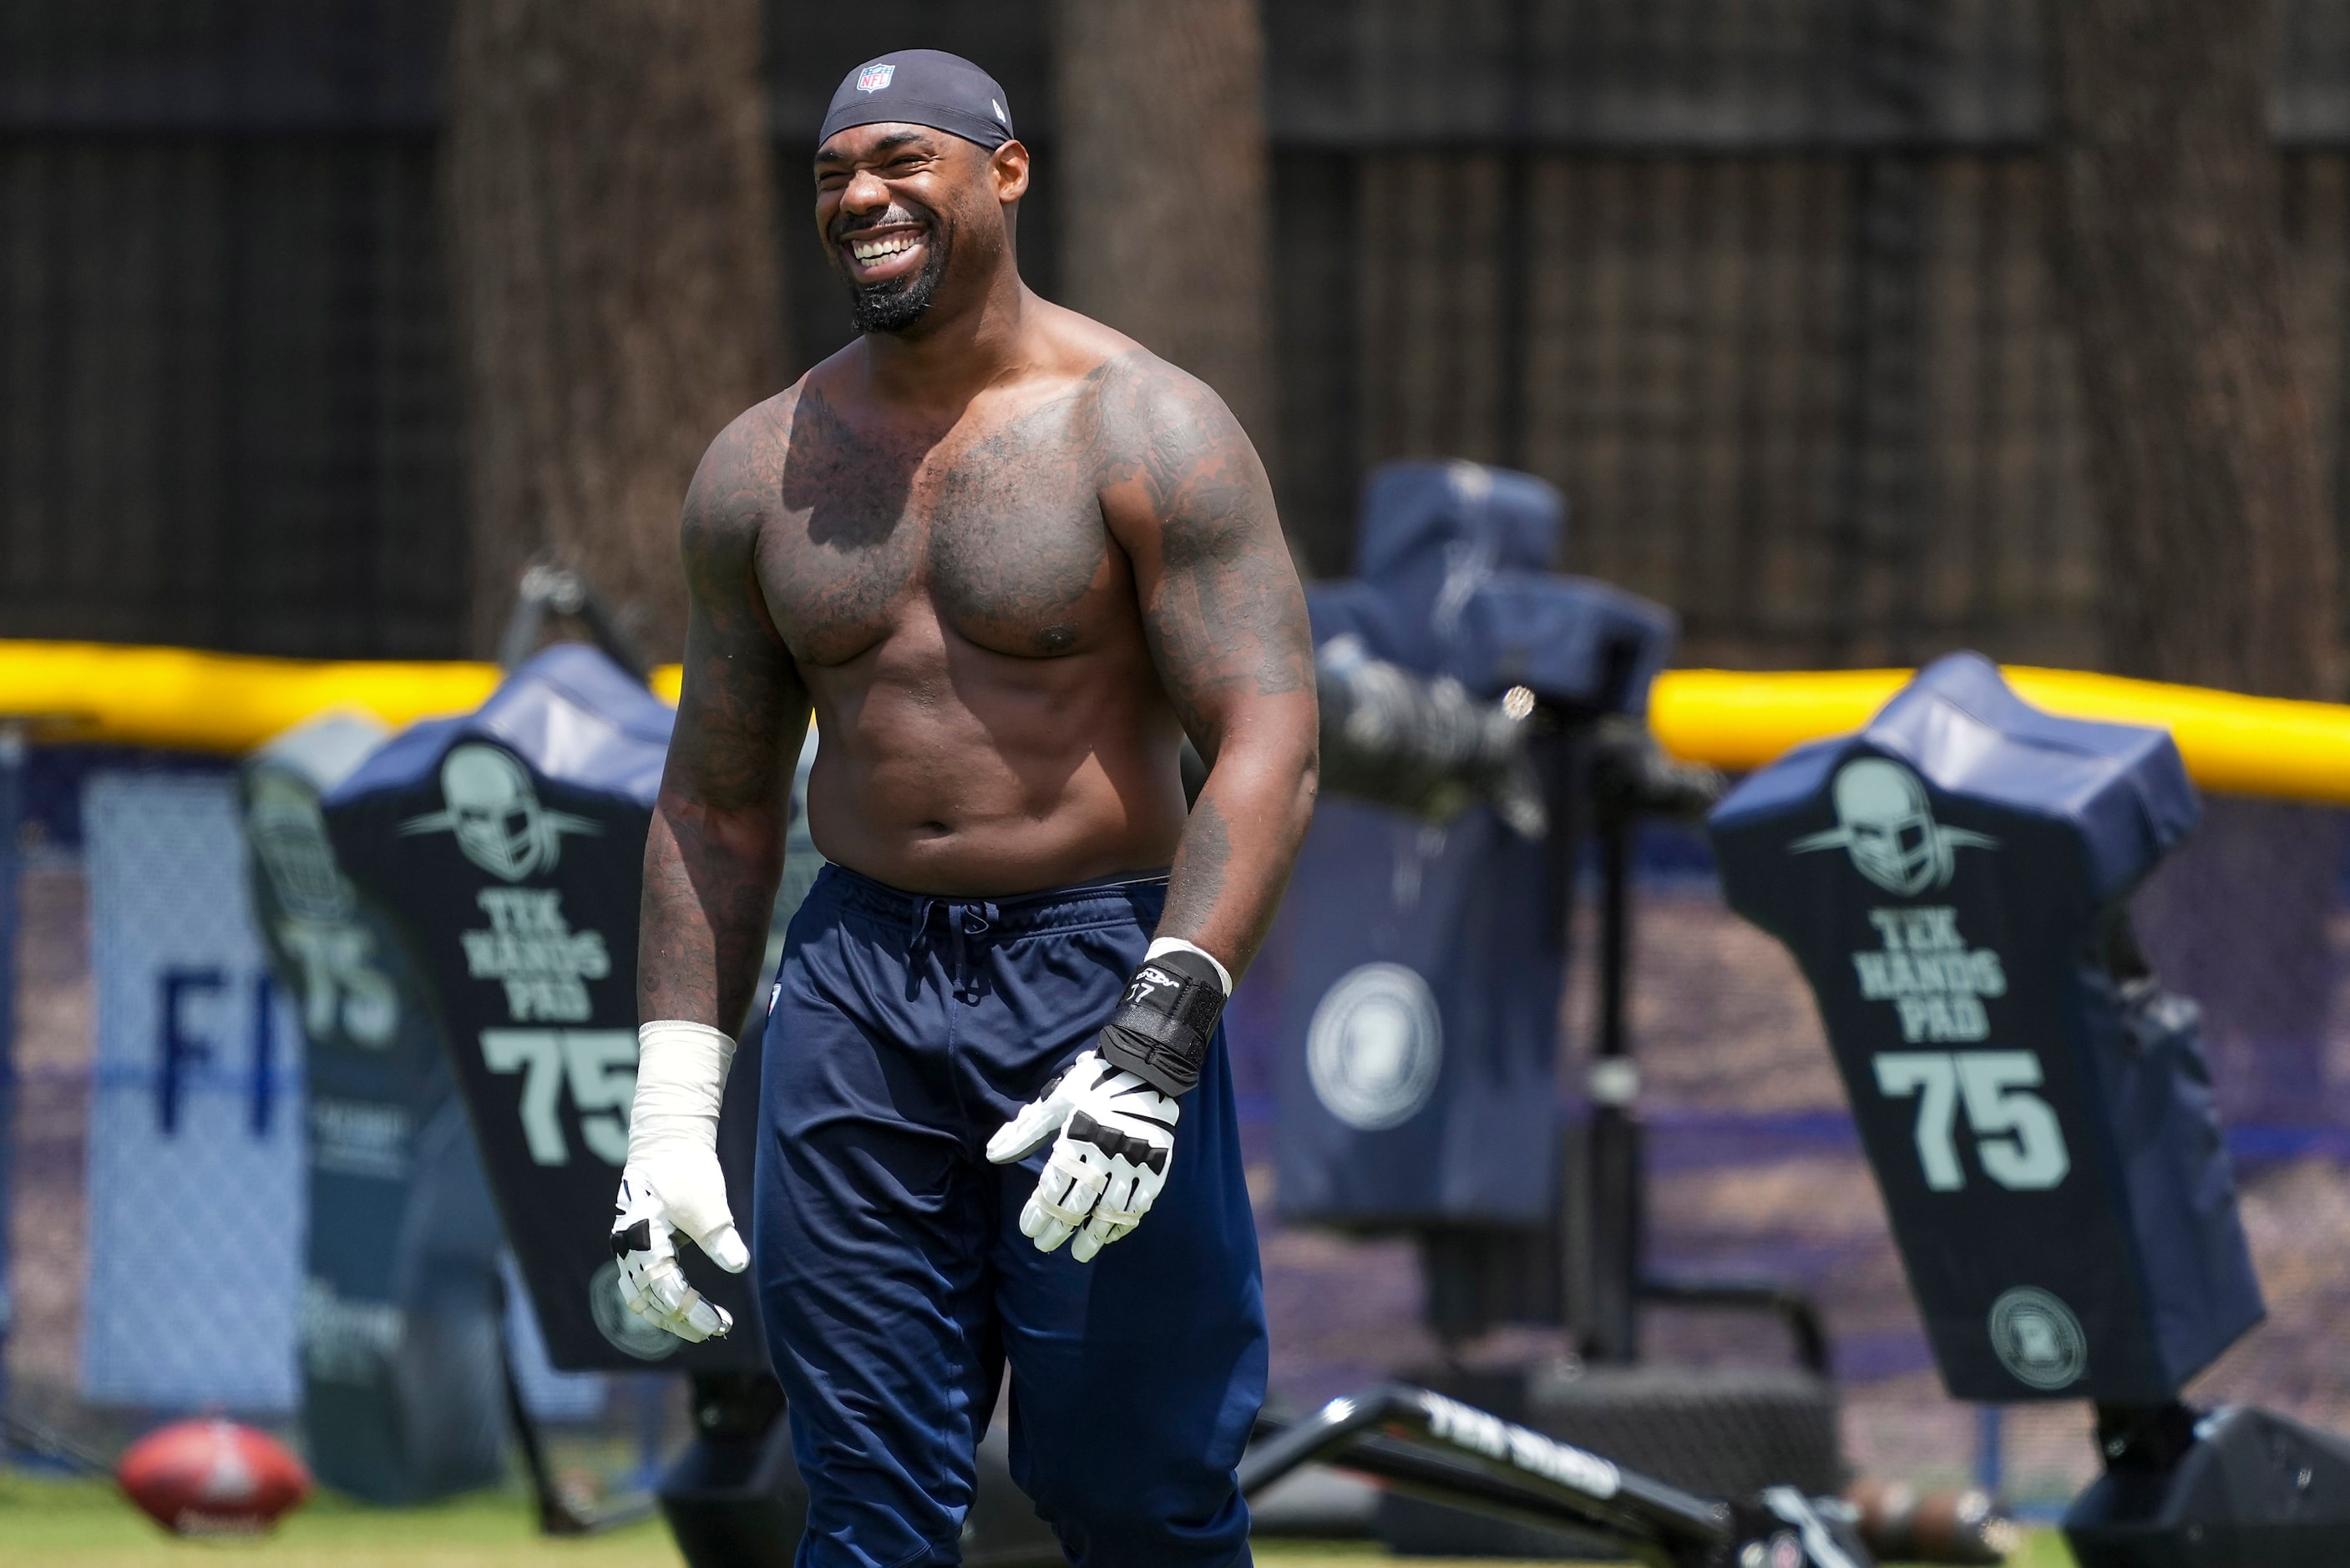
[
  {"left": 1095, "top": 355, "right": 1318, "bottom": 976},
  {"left": 1158, "top": 797, "right": 1231, "bottom": 938},
  {"left": 1121, "top": 380, "right": 1312, "bottom": 746},
  {"left": 639, "top": 400, "right": 810, "bottom": 1031}
]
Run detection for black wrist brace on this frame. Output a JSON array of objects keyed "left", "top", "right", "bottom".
[{"left": 1096, "top": 948, "right": 1227, "bottom": 1097}]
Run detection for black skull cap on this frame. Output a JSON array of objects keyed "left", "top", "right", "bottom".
[{"left": 820, "top": 50, "right": 1015, "bottom": 153}]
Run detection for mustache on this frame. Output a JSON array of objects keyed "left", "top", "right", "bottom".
[{"left": 830, "top": 204, "right": 933, "bottom": 244}]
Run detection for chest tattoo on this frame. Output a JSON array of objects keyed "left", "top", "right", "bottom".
[{"left": 764, "top": 382, "right": 1117, "bottom": 662}]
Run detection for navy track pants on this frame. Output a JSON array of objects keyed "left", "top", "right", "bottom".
[{"left": 754, "top": 864, "right": 1267, "bottom": 1568}]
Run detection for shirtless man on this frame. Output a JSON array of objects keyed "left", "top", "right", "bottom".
[{"left": 610, "top": 49, "right": 1317, "bottom": 1567}]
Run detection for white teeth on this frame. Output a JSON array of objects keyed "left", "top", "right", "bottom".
[{"left": 851, "top": 235, "right": 915, "bottom": 262}]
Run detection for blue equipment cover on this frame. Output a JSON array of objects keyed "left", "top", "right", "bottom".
[
  {"left": 324, "top": 645, "right": 767, "bottom": 1374},
  {"left": 1269, "top": 461, "right": 1675, "bottom": 1226},
  {"left": 1306, "top": 462, "right": 1672, "bottom": 711},
  {"left": 1270, "top": 798, "right": 1568, "bottom": 1223},
  {"left": 1709, "top": 653, "right": 2263, "bottom": 1403}
]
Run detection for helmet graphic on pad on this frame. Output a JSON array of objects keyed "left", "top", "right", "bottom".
[
  {"left": 1790, "top": 756, "right": 1996, "bottom": 896},
  {"left": 398, "top": 744, "right": 600, "bottom": 882}
]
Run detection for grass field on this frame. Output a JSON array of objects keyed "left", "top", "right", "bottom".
[{"left": 0, "top": 1474, "right": 2079, "bottom": 1567}]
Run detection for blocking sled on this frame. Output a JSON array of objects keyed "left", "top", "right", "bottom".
[
  {"left": 322, "top": 645, "right": 767, "bottom": 1377},
  {"left": 1713, "top": 653, "right": 2350, "bottom": 1564}
]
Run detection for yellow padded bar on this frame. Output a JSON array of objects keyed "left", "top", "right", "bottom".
[
  {"left": 0, "top": 640, "right": 682, "bottom": 753},
  {"left": 1649, "top": 665, "right": 2350, "bottom": 806},
  {"left": 0, "top": 640, "right": 2344, "bottom": 806}
]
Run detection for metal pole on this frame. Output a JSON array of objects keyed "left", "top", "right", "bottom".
[
  {"left": 1974, "top": 1404, "right": 2004, "bottom": 1496},
  {"left": 1238, "top": 1383, "right": 1735, "bottom": 1555},
  {"left": 1580, "top": 816, "right": 1642, "bottom": 1363}
]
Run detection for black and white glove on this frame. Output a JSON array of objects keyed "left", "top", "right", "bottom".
[
  {"left": 985, "top": 943, "right": 1228, "bottom": 1262},
  {"left": 610, "top": 1021, "right": 749, "bottom": 1343},
  {"left": 986, "top": 1052, "right": 1179, "bottom": 1261}
]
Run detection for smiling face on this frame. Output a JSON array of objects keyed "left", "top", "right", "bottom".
[{"left": 814, "top": 124, "right": 1027, "bottom": 335}]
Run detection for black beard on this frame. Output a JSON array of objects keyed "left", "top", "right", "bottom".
[{"left": 847, "top": 226, "right": 950, "bottom": 334}]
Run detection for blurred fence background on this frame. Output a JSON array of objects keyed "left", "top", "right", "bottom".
[
  {"left": 17, "top": 1, "right": 2350, "bottom": 664},
  {"left": 11, "top": 736, "right": 2350, "bottom": 1507}
]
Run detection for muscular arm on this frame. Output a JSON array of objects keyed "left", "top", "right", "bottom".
[
  {"left": 639, "top": 413, "right": 810, "bottom": 1029},
  {"left": 1099, "top": 359, "right": 1318, "bottom": 976}
]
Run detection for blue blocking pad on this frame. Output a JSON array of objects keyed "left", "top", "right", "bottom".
[
  {"left": 1266, "top": 461, "right": 1674, "bottom": 1227},
  {"left": 1709, "top": 653, "right": 2262, "bottom": 1403},
  {"left": 1307, "top": 461, "right": 1674, "bottom": 711},
  {"left": 1272, "top": 797, "right": 1568, "bottom": 1224},
  {"left": 325, "top": 645, "right": 768, "bottom": 1374},
  {"left": 1444, "top": 571, "right": 1676, "bottom": 716}
]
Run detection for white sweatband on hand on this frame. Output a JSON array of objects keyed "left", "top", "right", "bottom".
[
  {"left": 614, "top": 1019, "right": 747, "bottom": 1339},
  {"left": 1145, "top": 937, "right": 1232, "bottom": 995},
  {"left": 629, "top": 1020, "right": 736, "bottom": 1161}
]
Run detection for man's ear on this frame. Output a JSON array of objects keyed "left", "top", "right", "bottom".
[{"left": 992, "top": 139, "right": 1031, "bottom": 205}]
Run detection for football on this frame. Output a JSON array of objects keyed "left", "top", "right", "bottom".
[{"left": 116, "top": 1419, "right": 311, "bottom": 1535}]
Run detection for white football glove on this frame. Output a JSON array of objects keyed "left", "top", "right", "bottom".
[
  {"left": 985, "top": 1051, "right": 1179, "bottom": 1262},
  {"left": 611, "top": 1021, "right": 749, "bottom": 1343}
]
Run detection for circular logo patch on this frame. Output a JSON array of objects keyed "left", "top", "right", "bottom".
[
  {"left": 1988, "top": 1285, "right": 2087, "bottom": 1390},
  {"left": 1307, "top": 963, "right": 1443, "bottom": 1131},
  {"left": 590, "top": 1258, "right": 681, "bottom": 1362}
]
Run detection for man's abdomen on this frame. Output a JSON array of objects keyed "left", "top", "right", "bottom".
[{"left": 800, "top": 642, "right": 1190, "bottom": 898}]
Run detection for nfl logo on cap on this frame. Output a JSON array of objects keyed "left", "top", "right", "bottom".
[{"left": 857, "top": 61, "right": 894, "bottom": 94}]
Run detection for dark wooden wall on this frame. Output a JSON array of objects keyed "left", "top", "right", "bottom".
[{"left": 9, "top": 2, "right": 2350, "bottom": 669}]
